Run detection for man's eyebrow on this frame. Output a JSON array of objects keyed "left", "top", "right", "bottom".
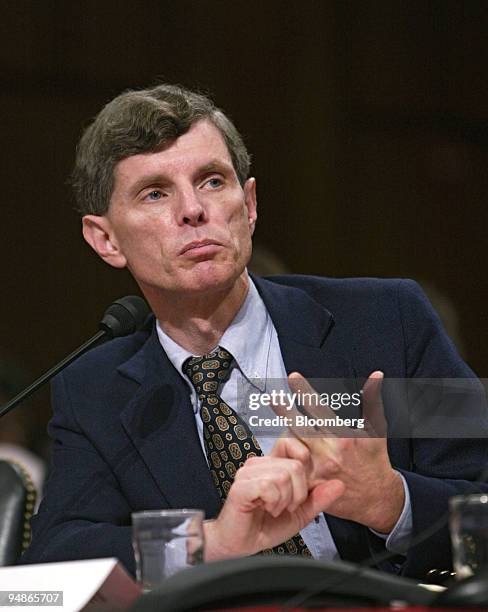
[
  {"left": 197, "top": 160, "right": 234, "bottom": 174},
  {"left": 127, "top": 173, "right": 171, "bottom": 196}
]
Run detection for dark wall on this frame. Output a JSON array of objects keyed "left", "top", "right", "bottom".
[{"left": 1, "top": 1, "right": 487, "bottom": 431}]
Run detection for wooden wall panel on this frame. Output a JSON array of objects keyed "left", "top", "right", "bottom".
[{"left": 0, "top": 1, "right": 487, "bottom": 438}]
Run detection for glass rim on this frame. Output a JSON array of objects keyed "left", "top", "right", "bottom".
[{"left": 131, "top": 508, "right": 204, "bottom": 520}]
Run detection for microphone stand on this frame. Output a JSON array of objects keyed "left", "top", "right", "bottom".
[
  {"left": 0, "top": 294, "right": 150, "bottom": 420},
  {"left": 0, "top": 329, "right": 107, "bottom": 419}
]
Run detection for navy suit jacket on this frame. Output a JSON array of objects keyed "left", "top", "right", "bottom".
[{"left": 23, "top": 275, "right": 488, "bottom": 579}]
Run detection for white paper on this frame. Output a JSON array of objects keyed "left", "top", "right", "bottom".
[{"left": 0, "top": 558, "right": 142, "bottom": 612}]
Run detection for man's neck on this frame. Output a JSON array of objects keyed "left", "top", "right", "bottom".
[{"left": 148, "top": 273, "right": 250, "bottom": 355}]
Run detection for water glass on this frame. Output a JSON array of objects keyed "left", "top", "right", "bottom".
[
  {"left": 450, "top": 494, "right": 488, "bottom": 579},
  {"left": 132, "top": 509, "right": 204, "bottom": 591}
]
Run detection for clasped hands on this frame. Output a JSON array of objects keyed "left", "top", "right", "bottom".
[{"left": 204, "top": 371, "right": 405, "bottom": 561}]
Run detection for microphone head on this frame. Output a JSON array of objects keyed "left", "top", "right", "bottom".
[{"left": 99, "top": 295, "right": 151, "bottom": 338}]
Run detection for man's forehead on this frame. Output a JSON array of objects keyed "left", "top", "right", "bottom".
[{"left": 113, "top": 119, "right": 233, "bottom": 183}]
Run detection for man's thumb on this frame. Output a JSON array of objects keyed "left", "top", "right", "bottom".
[{"left": 304, "top": 480, "right": 345, "bottom": 519}]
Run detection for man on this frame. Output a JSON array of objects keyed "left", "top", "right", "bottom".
[{"left": 24, "top": 84, "right": 488, "bottom": 578}]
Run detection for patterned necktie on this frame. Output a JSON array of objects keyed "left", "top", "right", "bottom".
[{"left": 183, "top": 346, "right": 311, "bottom": 556}]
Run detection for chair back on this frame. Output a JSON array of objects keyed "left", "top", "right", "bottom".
[{"left": 0, "top": 460, "right": 36, "bottom": 566}]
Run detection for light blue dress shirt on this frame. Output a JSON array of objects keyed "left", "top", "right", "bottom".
[{"left": 156, "top": 278, "right": 412, "bottom": 559}]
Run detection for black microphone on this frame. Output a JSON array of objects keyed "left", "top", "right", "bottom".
[
  {"left": 99, "top": 295, "right": 150, "bottom": 337},
  {"left": 0, "top": 295, "right": 150, "bottom": 419}
]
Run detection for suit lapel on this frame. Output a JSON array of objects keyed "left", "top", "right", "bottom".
[
  {"left": 252, "top": 275, "right": 354, "bottom": 380},
  {"left": 118, "top": 326, "right": 221, "bottom": 519}
]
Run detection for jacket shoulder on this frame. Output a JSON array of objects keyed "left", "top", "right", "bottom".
[{"left": 260, "top": 274, "right": 423, "bottom": 314}]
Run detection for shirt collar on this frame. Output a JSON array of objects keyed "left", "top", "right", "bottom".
[{"left": 156, "top": 277, "right": 270, "bottom": 392}]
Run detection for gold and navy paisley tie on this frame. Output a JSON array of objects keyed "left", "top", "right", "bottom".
[{"left": 183, "top": 346, "right": 311, "bottom": 556}]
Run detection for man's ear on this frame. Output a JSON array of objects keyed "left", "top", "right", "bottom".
[
  {"left": 244, "top": 177, "right": 257, "bottom": 236},
  {"left": 82, "top": 215, "right": 127, "bottom": 269}
]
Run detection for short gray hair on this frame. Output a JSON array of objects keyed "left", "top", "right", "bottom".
[{"left": 71, "top": 84, "right": 251, "bottom": 216}]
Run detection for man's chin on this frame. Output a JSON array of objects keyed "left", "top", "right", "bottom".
[{"left": 180, "top": 261, "right": 247, "bottom": 294}]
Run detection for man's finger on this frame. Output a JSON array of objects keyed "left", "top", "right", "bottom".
[
  {"left": 288, "top": 372, "right": 360, "bottom": 438},
  {"left": 271, "top": 435, "right": 311, "bottom": 464},
  {"left": 361, "top": 371, "right": 387, "bottom": 437},
  {"left": 297, "top": 479, "right": 345, "bottom": 524},
  {"left": 271, "top": 378, "right": 316, "bottom": 442},
  {"left": 234, "top": 457, "right": 308, "bottom": 516}
]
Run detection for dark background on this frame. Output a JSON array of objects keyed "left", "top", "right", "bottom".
[{"left": 1, "top": 1, "right": 487, "bottom": 444}]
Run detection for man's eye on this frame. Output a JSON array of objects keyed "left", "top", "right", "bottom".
[
  {"left": 145, "top": 190, "right": 162, "bottom": 201},
  {"left": 207, "top": 178, "right": 223, "bottom": 189}
]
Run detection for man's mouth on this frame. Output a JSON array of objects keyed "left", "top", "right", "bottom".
[{"left": 179, "top": 239, "right": 223, "bottom": 256}]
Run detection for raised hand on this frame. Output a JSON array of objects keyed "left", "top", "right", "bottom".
[{"left": 271, "top": 371, "right": 405, "bottom": 534}]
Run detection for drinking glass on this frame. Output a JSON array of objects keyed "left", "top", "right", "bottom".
[
  {"left": 132, "top": 509, "right": 204, "bottom": 591},
  {"left": 450, "top": 494, "right": 488, "bottom": 579}
]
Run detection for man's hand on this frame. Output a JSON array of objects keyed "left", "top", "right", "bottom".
[
  {"left": 204, "top": 456, "right": 344, "bottom": 561},
  {"left": 271, "top": 371, "right": 405, "bottom": 534}
]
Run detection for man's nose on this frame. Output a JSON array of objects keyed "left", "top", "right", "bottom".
[{"left": 177, "top": 189, "right": 207, "bottom": 226}]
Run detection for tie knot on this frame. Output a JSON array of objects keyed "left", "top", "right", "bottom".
[{"left": 183, "top": 347, "right": 233, "bottom": 397}]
